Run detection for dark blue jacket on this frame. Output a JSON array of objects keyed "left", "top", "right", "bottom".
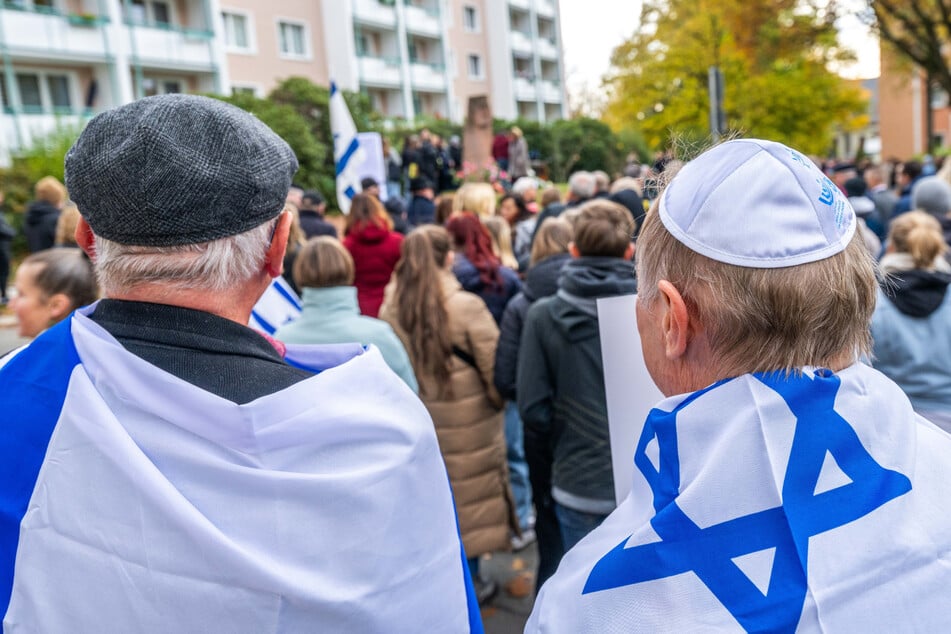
[{"left": 452, "top": 253, "right": 521, "bottom": 325}]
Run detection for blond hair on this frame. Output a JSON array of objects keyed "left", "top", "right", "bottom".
[
  {"left": 888, "top": 210, "right": 948, "bottom": 269},
  {"left": 294, "top": 236, "right": 355, "bottom": 288},
  {"left": 636, "top": 205, "right": 876, "bottom": 375},
  {"left": 55, "top": 202, "right": 81, "bottom": 247},
  {"left": 453, "top": 182, "right": 496, "bottom": 217},
  {"left": 531, "top": 217, "right": 573, "bottom": 265},
  {"left": 35, "top": 176, "right": 67, "bottom": 206},
  {"left": 482, "top": 215, "right": 518, "bottom": 269},
  {"left": 540, "top": 187, "right": 562, "bottom": 207}
]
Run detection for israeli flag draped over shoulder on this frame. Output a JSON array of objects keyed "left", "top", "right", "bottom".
[
  {"left": 330, "top": 80, "right": 365, "bottom": 214},
  {"left": 250, "top": 275, "right": 301, "bottom": 334},
  {"left": 527, "top": 364, "right": 951, "bottom": 632},
  {"left": 0, "top": 305, "right": 482, "bottom": 632}
]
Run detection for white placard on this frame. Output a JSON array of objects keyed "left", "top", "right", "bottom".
[
  {"left": 597, "top": 294, "right": 665, "bottom": 505},
  {"left": 356, "top": 132, "right": 389, "bottom": 202}
]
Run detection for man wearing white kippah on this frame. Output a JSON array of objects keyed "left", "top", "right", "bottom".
[{"left": 526, "top": 139, "right": 951, "bottom": 632}]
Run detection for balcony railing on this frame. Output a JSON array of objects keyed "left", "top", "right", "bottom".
[{"left": 124, "top": 18, "right": 213, "bottom": 39}]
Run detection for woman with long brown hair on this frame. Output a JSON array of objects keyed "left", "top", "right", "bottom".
[
  {"left": 379, "top": 225, "right": 517, "bottom": 604},
  {"left": 342, "top": 193, "right": 403, "bottom": 317}
]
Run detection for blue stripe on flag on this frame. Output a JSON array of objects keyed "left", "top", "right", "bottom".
[
  {"left": 251, "top": 310, "right": 277, "bottom": 334},
  {"left": 444, "top": 472, "right": 484, "bottom": 633},
  {"left": 271, "top": 279, "right": 302, "bottom": 311},
  {"left": 335, "top": 138, "right": 360, "bottom": 176},
  {"left": 330, "top": 81, "right": 338, "bottom": 97},
  {"left": 345, "top": 186, "right": 357, "bottom": 199},
  {"left": 0, "top": 319, "right": 81, "bottom": 615}
]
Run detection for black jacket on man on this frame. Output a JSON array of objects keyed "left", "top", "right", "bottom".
[{"left": 299, "top": 209, "right": 337, "bottom": 239}]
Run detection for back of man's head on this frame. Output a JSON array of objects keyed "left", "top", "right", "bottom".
[
  {"left": 568, "top": 171, "right": 595, "bottom": 200},
  {"left": 911, "top": 176, "right": 951, "bottom": 217},
  {"left": 301, "top": 190, "right": 325, "bottom": 209},
  {"left": 902, "top": 160, "right": 923, "bottom": 182},
  {"left": 65, "top": 94, "right": 298, "bottom": 294},
  {"left": 573, "top": 200, "right": 634, "bottom": 258},
  {"left": 637, "top": 139, "right": 874, "bottom": 379}
]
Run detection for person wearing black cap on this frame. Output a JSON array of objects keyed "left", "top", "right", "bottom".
[
  {"left": 360, "top": 177, "right": 380, "bottom": 199},
  {"left": 298, "top": 189, "right": 337, "bottom": 239},
  {"left": 0, "top": 94, "right": 481, "bottom": 631},
  {"left": 407, "top": 176, "right": 436, "bottom": 227}
]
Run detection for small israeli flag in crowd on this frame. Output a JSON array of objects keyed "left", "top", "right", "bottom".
[
  {"left": 330, "top": 80, "right": 364, "bottom": 214},
  {"left": 249, "top": 276, "right": 302, "bottom": 334}
]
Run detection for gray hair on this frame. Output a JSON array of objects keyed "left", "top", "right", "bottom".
[
  {"left": 592, "top": 170, "right": 610, "bottom": 192},
  {"left": 568, "top": 171, "right": 596, "bottom": 199},
  {"left": 512, "top": 177, "right": 538, "bottom": 197},
  {"left": 94, "top": 218, "right": 276, "bottom": 295}
]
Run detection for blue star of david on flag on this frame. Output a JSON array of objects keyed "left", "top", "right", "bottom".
[{"left": 583, "top": 370, "right": 912, "bottom": 633}]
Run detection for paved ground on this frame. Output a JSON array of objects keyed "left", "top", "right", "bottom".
[{"left": 481, "top": 541, "right": 537, "bottom": 633}]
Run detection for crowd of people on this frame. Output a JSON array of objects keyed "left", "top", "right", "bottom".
[{"left": 2, "top": 93, "right": 951, "bottom": 631}]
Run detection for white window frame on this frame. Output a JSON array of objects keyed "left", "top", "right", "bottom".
[
  {"left": 230, "top": 82, "right": 263, "bottom": 98},
  {"left": 462, "top": 5, "right": 479, "bottom": 33},
  {"left": 467, "top": 53, "right": 483, "bottom": 80},
  {"left": 221, "top": 8, "right": 256, "bottom": 54},
  {"left": 5, "top": 68, "right": 80, "bottom": 114},
  {"left": 140, "top": 75, "right": 187, "bottom": 97},
  {"left": 124, "top": 0, "right": 178, "bottom": 27},
  {"left": 275, "top": 17, "right": 311, "bottom": 61}
]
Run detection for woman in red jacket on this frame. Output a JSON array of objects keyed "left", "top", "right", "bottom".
[{"left": 343, "top": 193, "right": 404, "bottom": 317}]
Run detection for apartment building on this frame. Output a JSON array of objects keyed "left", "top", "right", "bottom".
[
  {"left": 878, "top": 46, "right": 951, "bottom": 160},
  {"left": 0, "top": 0, "right": 228, "bottom": 162},
  {"left": 0, "top": 0, "right": 565, "bottom": 161}
]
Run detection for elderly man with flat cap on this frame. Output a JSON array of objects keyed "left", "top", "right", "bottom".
[
  {"left": 526, "top": 139, "right": 951, "bottom": 632},
  {"left": 0, "top": 95, "right": 481, "bottom": 632}
]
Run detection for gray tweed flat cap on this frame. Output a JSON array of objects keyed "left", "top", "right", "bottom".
[{"left": 65, "top": 94, "right": 299, "bottom": 246}]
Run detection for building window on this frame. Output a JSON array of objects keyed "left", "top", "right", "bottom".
[
  {"left": 141, "top": 77, "right": 184, "bottom": 98},
  {"left": 222, "top": 10, "right": 253, "bottom": 52},
  {"left": 467, "top": 54, "right": 482, "bottom": 79},
  {"left": 124, "top": 0, "right": 174, "bottom": 26},
  {"left": 463, "top": 5, "right": 478, "bottom": 32},
  {"left": 231, "top": 85, "right": 259, "bottom": 97},
  {"left": 277, "top": 20, "right": 308, "bottom": 58},
  {"left": 7, "top": 71, "right": 73, "bottom": 113}
]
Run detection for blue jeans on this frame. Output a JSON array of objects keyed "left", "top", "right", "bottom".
[
  {"left": 504, "top": 402, "right": 533, "bottom": 529},
  {"left": 555, "top": 503, "right": 609, "bottom": 551}
]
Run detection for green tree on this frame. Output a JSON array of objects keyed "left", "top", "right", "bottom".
[
  {"left": 604, "top": 0, "right": 867, "bottom": 155},
  {"left": 867, "top": 0, "right": 951, "bottom": 98}
]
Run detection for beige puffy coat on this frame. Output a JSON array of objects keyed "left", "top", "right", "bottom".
[{"left": 380, "top": 271, "right": 518, "bottom": 558}]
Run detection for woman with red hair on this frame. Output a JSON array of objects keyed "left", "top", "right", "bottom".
[
  {"left": 445, "top": 213, "right": 521, "bottom": 324},
  {"left": 343, "top": 193, "right": 403, "bottom": 317}
]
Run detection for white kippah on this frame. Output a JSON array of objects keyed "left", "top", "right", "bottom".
[{"left": 658, "top": 139, "right": 856, "bottom": 268}]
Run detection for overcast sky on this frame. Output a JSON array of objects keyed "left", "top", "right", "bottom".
[{"left": 559, "top": 0, "right": 880, "bottom": 113}]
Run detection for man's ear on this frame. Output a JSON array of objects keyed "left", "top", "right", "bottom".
[
  {"left": 75, "top": 217, "right": 96, "bottom": 260},
  {"left": 624, "top": 242, "right": 635, "bottom": 261},
  {"left": 658, "top": 280, "right": 690, "bottom": 360},
  {"left": 568, "top": 242, "right": 581, "bottom": 258},
  {"left": 264, "top": 211, "right": 292, "bottom": 278}
]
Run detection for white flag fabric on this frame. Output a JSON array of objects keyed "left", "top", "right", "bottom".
[
  {"left": 0, "top": 306, "right": 482, "bottom": 632},
  {"left": 330, "top": 81, "right": 364, "bottom": 214},
  {"left": 527, "top": 364, "right": 951, "bottom": 632},
  {"left": 249, "top": 276, "right": 302, "bottom": 334}
]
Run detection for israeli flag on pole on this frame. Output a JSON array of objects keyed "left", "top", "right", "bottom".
[
  {"left": 330, "top": 80, "right": 364, "bottom": 214},
  {"left": 528, "top": 364, "right": 951, "bottom": 632}
]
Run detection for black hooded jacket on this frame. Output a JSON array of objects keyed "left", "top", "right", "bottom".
[
  {"left": 882, "top": 269, "right": 951, "bottom": 317},
  {"left": 493, "top": 253, "right": 570, "bottom": 399},
  {"left": 517, "top": 256, "right": 637, "bottom": 507}
]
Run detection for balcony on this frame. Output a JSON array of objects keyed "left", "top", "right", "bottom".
[
  {"left": 535, "top": 0, "right": 556, "bottom": 18},
  {"left": 124, "top": 21, "right": 215, "bottom": 71},
  {"left": 508, "top": 0, "right": 530, "bottom": 10},
  {"left": 536, "top": 36, "right": 559, "bottom": 60},
  {"left": 541, "top": 79, "right": 561, "bottom": 103},
  {"left": 1, "top": 108, "right": 92, "bottom": 161},
  {"left": 358, "top": 54, "right": 403, "bottom": 88},
  {"left": 352, "top": 0, "right": 397, "bottom": 29},
  {"left": 514, "top": 77, "right": 536, "bottom": 102},
  {"left": 0, "top": 4, "right": 109, "bottom": 62},
  {"left": 403, "top": 4, "right": 440, "bottom": 38},
  {"left": 410, "top": 61, "right": 446, "bottom": 92},
  {"left": 510, "top": 29, "right": 532, "bottom": 55}
]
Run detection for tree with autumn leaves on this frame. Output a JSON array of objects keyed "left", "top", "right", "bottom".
[{"left": 602, "top": 0, "right": 869, "bottom": 155}]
